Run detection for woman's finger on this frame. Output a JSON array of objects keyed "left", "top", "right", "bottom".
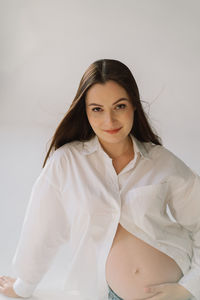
[
  {"left": 0, "top": 276, "right": 21, "bottom": 298},
  {"left": 0, "top": 276, "right": 6, "bottom": 281}
]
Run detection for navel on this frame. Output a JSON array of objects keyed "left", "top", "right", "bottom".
[{"left": 131, "top": 267, "right": 140, "bottom": 275}]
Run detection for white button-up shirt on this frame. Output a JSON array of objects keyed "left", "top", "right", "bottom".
[{"left": 12, "top": 134, "right": 200, "bottom": 300}]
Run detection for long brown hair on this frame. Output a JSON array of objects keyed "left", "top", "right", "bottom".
[{"left": 42, "top": 59, "right": 162, "bottom": 168}]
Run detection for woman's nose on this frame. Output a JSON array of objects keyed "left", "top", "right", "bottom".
[{"left": 104, "top": 111, "right": 117, "bottom": 124}]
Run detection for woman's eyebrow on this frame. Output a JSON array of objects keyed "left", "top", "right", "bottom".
[{"left": 87, "top": 97, "right": 129, "bottom": 107}]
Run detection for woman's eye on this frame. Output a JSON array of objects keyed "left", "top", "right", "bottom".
[
  {"left": 91, "top": 104, "right": 126, "bottom": 112},
  {"left": 116, "top": 104, "right": 126, "bottom": 109},
  {"left": 92, "top": 107, "right": 102, "bottom": 112}
]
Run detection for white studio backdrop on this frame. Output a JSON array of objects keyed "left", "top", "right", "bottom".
[{"left": 0, "top": 0, "right": 199, "bottom": 299}]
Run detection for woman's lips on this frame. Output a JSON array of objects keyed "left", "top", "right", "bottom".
[{"left": 104, "top": 127, "right": 122, "bottom": 134}]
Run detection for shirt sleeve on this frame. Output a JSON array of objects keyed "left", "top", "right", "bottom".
[
  {"left": 167, "top": 170, "right": 200, "bottom": 300},
  {"left": 12, "top": 150, "right": 70, "bottom": 298}
]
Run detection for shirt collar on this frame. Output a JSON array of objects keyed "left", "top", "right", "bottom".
[{"left": 81, "top": 133, "right": 150, "bottom": 159}]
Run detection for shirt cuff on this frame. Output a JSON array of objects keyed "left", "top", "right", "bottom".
[
  {"left": 13, "top": 278, "right": 37, "bottom": 298},
  {"left": 178, "top": 267, "right": 200, "bottom": 300}
]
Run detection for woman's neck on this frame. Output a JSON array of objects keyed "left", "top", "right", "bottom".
[{"left": 98, "top": 135, "right": 134, "bottom": 159}]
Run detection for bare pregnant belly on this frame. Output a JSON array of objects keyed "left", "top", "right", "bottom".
[{"left": 105, "top": 223, "right": 183, "bottom": 300}]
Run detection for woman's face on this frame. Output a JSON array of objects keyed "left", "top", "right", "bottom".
[{"left": 85, "top": 80, "right": 135, "bottom": 146}]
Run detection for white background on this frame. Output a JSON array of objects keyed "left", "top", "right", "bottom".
[{"left": 0, "top": 0, "right": 199, "bottom": 299}]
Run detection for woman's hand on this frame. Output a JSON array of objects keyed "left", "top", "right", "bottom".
[
  {"left": 143, "top": 282, "right": 193, "bottom": 300},
  {"left": 0, "top": 276, "right": 22, "bottom": 298}
]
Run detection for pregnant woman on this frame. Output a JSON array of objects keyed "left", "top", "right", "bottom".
[{"left": 0, "top": 59, "right": 199, "bottom": 300}]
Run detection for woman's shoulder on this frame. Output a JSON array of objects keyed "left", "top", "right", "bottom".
[
  {"left": 50, "top": 140, "right": 84, "bottom": 159},
  {"left": 146, "top": 142, "right": 198, "bottom": 180},
  {"left": 39, "top": 140, "right": 84, "bottom": 190},
  {"left": 43, "top": 140, "right": 81, "bottom": 172}
]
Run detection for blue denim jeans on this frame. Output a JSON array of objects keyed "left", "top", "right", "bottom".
[{"left": 108, "top": 285, "right": 124, "bottom": 300}]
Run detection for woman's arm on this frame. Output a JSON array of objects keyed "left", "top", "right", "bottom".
[
  {"left": 10, "top": 174, "right": 69, "bottom": 298},
  {"left": 2, "top": 149, "right": 70, "bottom": 298},
  {"left": 167, "top": 171, "right": 200, "bottom": 300}
]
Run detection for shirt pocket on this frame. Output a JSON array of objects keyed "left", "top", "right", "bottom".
[{"left": 126, "top": 182, "right": 168, "bottom": 229}]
